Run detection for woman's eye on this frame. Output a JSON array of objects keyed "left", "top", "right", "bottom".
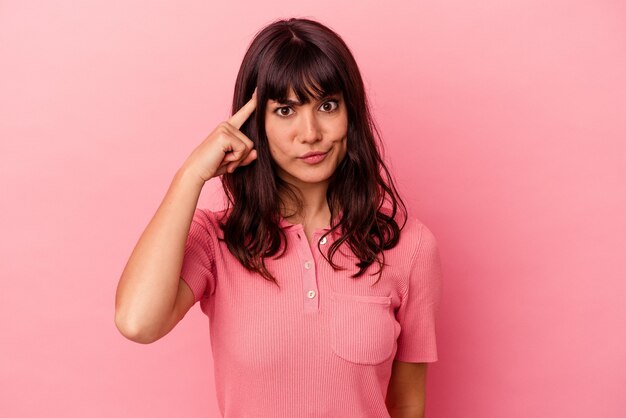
[
  {"left": 321, "top": 99, "right": 339, "bottom": 112},
  {"left": 274, "top": 99, "right": 339, "bottom": 118},
  {"left": 276, "top": 107, "right": 294, "bottom": 117}
]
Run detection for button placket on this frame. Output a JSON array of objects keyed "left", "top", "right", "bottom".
[{"left": 293, "top": 227, "right": 318, "bottom": 314}]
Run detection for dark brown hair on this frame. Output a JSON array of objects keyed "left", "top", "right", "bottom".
[{"left": 218, "top": 17, "right": 408, "bottom": 288}]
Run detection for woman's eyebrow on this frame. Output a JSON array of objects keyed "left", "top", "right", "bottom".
[
  {"left": 272, "top": 98, "right": 301, "bottom": 106},
  {"left": 270, "top": 95, "right": 338, "bottom": 106}
]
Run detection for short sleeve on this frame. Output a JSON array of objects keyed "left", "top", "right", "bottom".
[
  {"left": 395, "top": 222, "right": 443, "bottom": 363},
  {"left": 179, "top": 208, "right": 217, "bottom": 304}
]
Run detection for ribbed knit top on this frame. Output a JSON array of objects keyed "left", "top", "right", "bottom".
[{"left": 179, "top": 207, "right": 442, "bottom": 418}]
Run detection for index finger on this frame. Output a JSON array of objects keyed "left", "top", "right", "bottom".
[{"left": 227, "top": 88, "right": 257, "bottom": 130}]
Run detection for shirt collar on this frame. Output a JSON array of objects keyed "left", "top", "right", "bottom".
[
  {"left": 279, "top": 209, "right": 344, "bottom": 234},
  {"left": 218, "top": 207, "right": 343, "bottom": 234}
]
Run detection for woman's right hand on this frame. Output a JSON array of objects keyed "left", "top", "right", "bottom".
[{"left": 183, "top": 88, "right": 259, "bottom": 183}]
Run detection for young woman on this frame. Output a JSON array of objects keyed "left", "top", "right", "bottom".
[{"left": 115, "top": 17, "right": 442, "bottom": 418}]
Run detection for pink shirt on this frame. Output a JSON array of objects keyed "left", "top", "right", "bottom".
[{"left": 180, "top": 207, "right": 442, "bottom": 418}]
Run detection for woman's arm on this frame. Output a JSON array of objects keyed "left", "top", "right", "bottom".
[
  {"left": 114, "top": 166, "right": 205, "bottom": 343},
  {"left": 385, "top": 361, "right": 428, "bottom": 418},
  {"left": 115, "top": 90, "right": 258, "bottom": 344}
]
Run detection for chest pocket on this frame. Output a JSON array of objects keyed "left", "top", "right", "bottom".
[{"left": 328, "top": 291, "right": 395, "bottom": 365}]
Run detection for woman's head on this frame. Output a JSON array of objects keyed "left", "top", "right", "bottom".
[
  {"left": 220, "top": 17, "right": 407, "bottom": 287},
  {"left": 231, "top": 18, "right": 362, "bottom": 201}
]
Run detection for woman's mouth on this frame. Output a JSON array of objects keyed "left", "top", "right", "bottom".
[{"left": 298, "top": 150, "right": 329, "bottom": 164}]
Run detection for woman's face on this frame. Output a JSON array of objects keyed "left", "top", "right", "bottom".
[{"left": 264, "top": 88, "right": 348, "bottom": 187}]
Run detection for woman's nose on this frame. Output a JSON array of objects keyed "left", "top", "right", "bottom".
[{"left": 298, "top": 110, "right": 321, "bottom": 143}]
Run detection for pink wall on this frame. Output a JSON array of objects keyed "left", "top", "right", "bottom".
[{"left": 1, "top": 1, "right": 625, "bottom": 417}]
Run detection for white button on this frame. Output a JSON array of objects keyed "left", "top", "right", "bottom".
[
  {"left": 319, "top": 237, "right": 327, "bottom": 245},
  {"left": 307, "top": 290, "right": 316, "bottom": 298},
  {"left": 304, "top": 261, "right": 312, "bottom": 269}
]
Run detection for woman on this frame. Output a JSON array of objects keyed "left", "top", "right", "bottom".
[{"left": 115, "top": 17, "right": 442, "bottom": 418}]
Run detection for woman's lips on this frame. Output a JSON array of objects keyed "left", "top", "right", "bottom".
[{"left": 299, "top": 151, "right": 328, "bottom": 164}]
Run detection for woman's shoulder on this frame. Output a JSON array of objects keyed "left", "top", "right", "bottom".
[
  {"left": 405, "top": 215, "right": 439, "bottom": 257},
  {"left": 193, "top": 207, "right": 229, "bottom": 239},
  {"left": 387, "top": 208, "right": 438, "bottom": 254}
]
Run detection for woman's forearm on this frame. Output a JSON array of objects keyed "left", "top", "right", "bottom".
[{"left": 114, "top": 166, "right": 205, "bottom": 342}]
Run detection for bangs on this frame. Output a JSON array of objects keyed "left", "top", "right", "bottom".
[{"left": 262, "top": 43, "right": 344, "bottom": 104}]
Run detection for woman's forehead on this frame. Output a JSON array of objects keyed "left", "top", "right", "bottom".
[{"left": 268, "top": 87, "right": 342, "bottom": 105}]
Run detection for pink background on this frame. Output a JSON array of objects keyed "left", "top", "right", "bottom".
[{"left": 1, "top": 1, "right": 625, "bottom": 417}]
